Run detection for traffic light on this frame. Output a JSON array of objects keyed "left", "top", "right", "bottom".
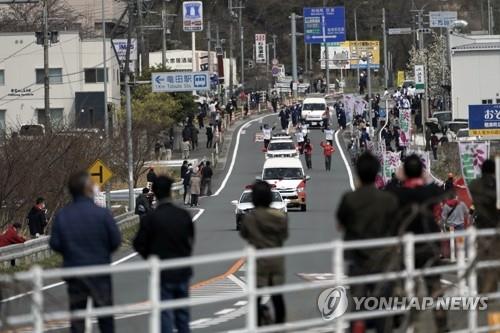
[{"left": 34, "top": 31, "right": 60, "bottom": 45}]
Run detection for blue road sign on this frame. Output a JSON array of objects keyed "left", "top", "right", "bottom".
[
  {"left": 183, "top": 1, "right": 203, "bottom": 32},
  {"left": 152, "top": 72, "right": 209, "bottom": 92},
  {"left": 469, "top": 104, "right": 500, "bottom": 137},
  {"left": 304, "top": 7, "right": 346, "bottom": 44}
]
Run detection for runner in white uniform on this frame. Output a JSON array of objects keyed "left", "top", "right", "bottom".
[
  {"left": 324, "top": 127, "right": 334, "bottom": 146},
  {"left": 261, "top": 124, "right": 274, "bottom": 149}
]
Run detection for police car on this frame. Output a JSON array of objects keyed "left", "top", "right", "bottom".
[
  {"left": 231, "top": 187, "right": 288, "bottom": 230},
  {"left": 264, "top": 139, "right": 299, "bottom": 159}
]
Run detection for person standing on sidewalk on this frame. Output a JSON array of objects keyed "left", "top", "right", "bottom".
[
  {"left": 441, "top": 196, "right": 469, "bottom": 231},
  {"left": 320, "top": 141, "right": 335, "bottom": 171},
  {"left": 133, "top": 176, "right": 195, "bottom": 333},
  {"left": 190, "top": 168, "right": 201, "bottom": 207},
  {"left": 201, "top": 161, "right": 213, "bottom": 196},
  {"left": 430, "top": 132, "right": 439, "bottom": 160},
  {"left": 27, "top": 197, "right": 47, "bottom": 238},
  {"left": 240, "top": 180, "right": 288, "bottom": 326},
  {"left": 50, "top": 171, "right": 121, "bottom": 333},
  {"left": 303, "top": 139, "right": 313, "bottom": 170},
  {"left": 206, "top": 126, "right": 214, "bottom": 149}
]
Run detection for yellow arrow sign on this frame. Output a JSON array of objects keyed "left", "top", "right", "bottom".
[{"left": 88, "top": 159, "right": 113, "bottom": 187}]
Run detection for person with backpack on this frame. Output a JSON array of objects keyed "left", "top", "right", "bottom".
[{"left": 441, "top": 196, "right": 469, "bottom": 231}]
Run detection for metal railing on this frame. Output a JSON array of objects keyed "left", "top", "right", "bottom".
[
  {"left": 1, "top": 227, "right": 500, "bottom": 332},
  {"left": 0, "top": 212, "right": 138, "bottom": 268}
]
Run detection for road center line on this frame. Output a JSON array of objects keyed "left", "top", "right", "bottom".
[{"left": 335, "top": 129, "right": 356, "bottom": 191}]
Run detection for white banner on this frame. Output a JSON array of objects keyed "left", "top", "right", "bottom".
[
  {"left": 112, "top": 39, "right": 137, "bottom": 61},
  {"left": 320, "top": 44, "right": 351, "bottom": 69},
  {"left": 383, "top": 151, "right": 402, "bottom": 183},
  {"left": 399, "top": 108, "right": 412, "bottom": 147},
  {"left": 458, "top": 142, "right": 490, "bottom": 184},
  {"left": 255, "top": 34, "right": 267, "bottom": 64}
]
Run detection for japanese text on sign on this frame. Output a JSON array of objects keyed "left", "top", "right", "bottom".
[{"left": 152, "top": 72, "right": 209, "bottom": 92}]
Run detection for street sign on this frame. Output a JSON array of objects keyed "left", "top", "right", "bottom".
[
  {"left": 183, "top": 1, "right": 203, "bottom": 32},
  {"left": 304, "top": 7, "right": 346, "bottom": 44},
  {"left": 414, "top": 65, "right": 425, "bottom": 93},
  {"left": 349, "top": 41, "right": 380, "bottom": 69},
  {"left": 320, "top": 42, "right": 350, "bottom": 69},
  {"left": 388, "top": 27, "right": 412, "bottom": 35},
  {"left": 112, "top": 39, "right": 138, "bottom": 61},
  {"left": 255, "top": 34, "right": 267, "bottom": 64},
  {"left": 272, "top": 66, "right": 280, "bottom": 77},
  {"left": 88, "top": 159, "right": 113, "bottom": 187},
  {"left": 429, "top": 11, "right": 458, "bottom": 28},
  {"left": 152, "top": 72, "right": 210, "bottom": 92},
  {"left": 469, "top": 104, "right": 500, "bottom": 137}
]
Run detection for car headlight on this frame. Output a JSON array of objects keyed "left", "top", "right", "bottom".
[{"left": 297, "top": 187, "right": 305, "bottom": 193}]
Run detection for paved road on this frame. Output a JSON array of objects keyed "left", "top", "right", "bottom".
[{"left": 0, "top": 113, "right": 354, "bottom": 332}]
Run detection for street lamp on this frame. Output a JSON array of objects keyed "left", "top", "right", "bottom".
[
  {"left": 354, "top": 1, "right": 369, "bottom": 85},
  {"left": 445, "top": 20, "right": 468, "bottom": 109}
]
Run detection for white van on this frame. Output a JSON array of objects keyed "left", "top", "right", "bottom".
[
  {"left": 261, "top": 157, "right": 310, "bottom": 211},
  {"left": 301, "top": 97, "right": 327, "bottom": 127}
]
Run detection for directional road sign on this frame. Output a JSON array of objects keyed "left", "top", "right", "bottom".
[
  {"left": 183, "top": 1, "right": 203, "bottom": 32},
  {"left": 88, "top": 159, "right": 113, "bottom": 187},
  {"left": 304, "top": 7, "right": 345, "bottom": 44},
  {"left": 152, "top": 72, "right": 210, "bottom": 92},
  {"left": 388, "top": 27, "right": 412, "bottom": 35},
  {"left": 469, "top": 104, "right": 500, "bottom": 137},
  {"left": 429, "top": 11, "right": 458, "bottom": 28}
]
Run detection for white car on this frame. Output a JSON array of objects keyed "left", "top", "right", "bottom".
[
  {"left": 261, "top": 157, "right": 310, "bottom": 211},
  {"left": 231, "top": 188, "right": 287, "bottom": 230},
  {"left": 271, "top": 132, "right": 292, "bottom": 140},
  {"left": 265, "top": 139, "right": 299, "bottom": 159},
  {"left": 301, "top": 97, "right": 327, "bottom": 127}
]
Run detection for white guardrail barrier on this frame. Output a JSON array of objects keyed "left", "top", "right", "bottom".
[
  {"left": 1, "top": 227, "right": 500, "bottom": 332},
  {"left": 0, "top": 212, "right": 139, "bottom": 268}
]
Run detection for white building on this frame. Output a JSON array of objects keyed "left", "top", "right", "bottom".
[
  {"left": 66, "top": 0, "right": 127, "bottom": 34},
  {"left": 0, "top": 31, "right": 121, "bottom": 132},
  {"left": 149, "top": 50, "right": 237, "bottom": 89},
  {"left": 450, "top": 33, "right": 500, "bottom": 119}
]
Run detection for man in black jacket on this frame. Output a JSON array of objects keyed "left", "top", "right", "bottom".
[
  {"left": 133, "top": 176, "right": 195, "bottom": 333},
  {"left": 201, "top": 161, "right": 213, "bottom": 196},
  {"left": 27, "top": 197, "right": 47, "bottom": 238}
]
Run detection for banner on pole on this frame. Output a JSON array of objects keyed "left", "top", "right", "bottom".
[
  {"left": 255, "top": 34, "right": 267, "bottom": 64},
  {"left": 383, "top": 151, "right": 401, "bottom": 183},
  {"left": 458, "top": 142, "right": 490, "bottom": 184},
  {"left": 399, "top": 108, "right": 412, "bottom": 147}
]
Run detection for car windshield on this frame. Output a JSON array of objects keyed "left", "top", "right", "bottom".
[
  {"left": 448, "top": 123, "right": 468, "bottom": 133},
  {"left": 434, "top": 112, "right": 452, "bottom": 122},
  {"left": 302, "top": 103, "right": 325, "bottom": 111},
  {"left": 240, "top": 192, "right": 282, "bottom": 203},
  {"left": 263, "top": 167, "right": 304, "bottom": 180},
  {"left": 268, "top": 142, "right": 295, "bottom": 151}
]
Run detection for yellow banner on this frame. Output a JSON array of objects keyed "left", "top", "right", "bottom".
[
  {"left": 348, "top": 41, "right": 380, "bottom": 67},
  {"left": 469, "top": 129, "right": 500, "bottom": 136},
  {"left": 397, "top": 71, "right": 405, "bottom": 87}
]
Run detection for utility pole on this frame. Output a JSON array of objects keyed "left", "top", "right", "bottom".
[
  {"left": 382, "top": 7, "right": 388, "bottom": 89},
  {"left": 239, "top": 0, "right": 244, "bottom": 90},
  {"left": 43, "top": 0, "right": 51, "bottom": 130},
  {"left": 136, "top": 0, "right": 146, "bottom": 73},
  {"left": 488, "top": 0, "right": 494, "bottom": 34},
  {"left": 101, "top": 0, "right": 111, "bottom": 208},
  {"left": 290, "top": 12, "right": 298, "bottom": 99},
  {"left": 124, "top": 4, "right": 135, "bottom": 212},
  {"left": 161, "top": 0, "right": 167, "bottom": 68},
  {"left": 229, "top": 21, "right": 234, "bottom": 99},
  {"left": 367, "top": 56, "right": 372, "bottom": 122},
  {"left": 354, "top": 7, "right": 359, "bottom": 85},
  {"left": 323, "top": 0, "right": 330, "bottom": 94},
  {"left": 271, "top": 34, "right": 277, "bottom": 60},
  {"left": 207, "top": 20, "right": 212, "bottom": 73}
]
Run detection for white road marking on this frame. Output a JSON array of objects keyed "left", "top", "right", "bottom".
[
  {"left": 214, "top": 308, "right": 236, "bottom": 315},
  {"left": 234, "top": 300, "right": 247, "bottom": 306},
  {"left": 213, "top": 114, "right": 273, "bottom": 197},
  {"left": 241, "top": 130, "right": 246, "bottom": 134},
  {"left": 189, "top": 318, "right": 213, "bottom": 326},
  {"left": 1, "top": 208, "right": 205, "bottom": 303},
  {"left": 227, "top": 274, "right": 247, "bottom": 290},
  {"left": 334, "top": 129, "right": 356, "bottom": 191}
]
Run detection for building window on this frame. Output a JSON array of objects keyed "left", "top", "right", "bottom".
[
  {"left": 35, "top": 68, "right": 62, "bottom": 84},
  {"left": 188, "top": 58, "right": 192, "bottom": 63},
  {"left": 37, "top": 108, "right": 64, "bottom": 128},
  {"left": 0, "top": 109, "right": 5, "bottom": 133},
  {"left": 170, "top": 58, "right": 175, "bottom": 63},
  {"left": 84, "top": 68, "right": 108, "bottom": 83},
  {"left": 482, "top": 99, "right": 493, "bottom": 105},
  {"left": 176, "top": 58, "right": 181, "bottom": 63},
  {"left": 496, "top": 99, "right": 500, "bottom": 104},
  {"left": 0, "top": 70, "right": 4, "bottom": 85}
]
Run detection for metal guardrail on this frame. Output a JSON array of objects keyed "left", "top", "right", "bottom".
[
  {"left": 107, "top": 182, "right": 183, "bottom": 202},
  {"left": 0, "top": 212, "right": 138, "bottom": 268},
  {"left": 1, "top": 227, "right": 499, "bottom": 332}
]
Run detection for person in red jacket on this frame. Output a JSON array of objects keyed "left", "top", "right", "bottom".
[
  {"left": 0, "top": 223, "right": 26, "bottom": 247},
  {"left": 320, "top": 141, "right": 336, "bottom": 171}
]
